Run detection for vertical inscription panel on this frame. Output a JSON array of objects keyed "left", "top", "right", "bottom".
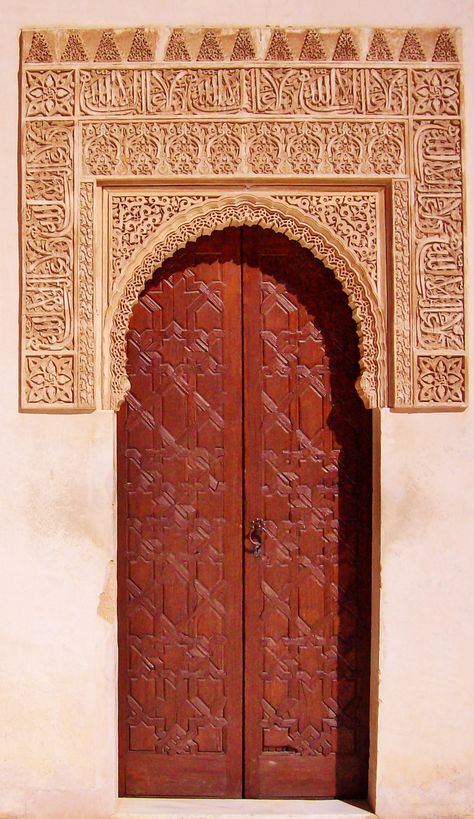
[
  {"left": 117, "top": 230, "right": 243, "bottom": 796},
  {"left": 243, "top": 227, "right": 372, "bottom": 798}
]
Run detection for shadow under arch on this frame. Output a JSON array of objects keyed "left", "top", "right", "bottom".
[{"left": 103, "top": 194, "right": 387, "bottom": 411}]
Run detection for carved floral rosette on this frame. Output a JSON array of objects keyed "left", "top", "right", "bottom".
[{"left": 20, "top": 26, "right": 466, "bottom": 410}]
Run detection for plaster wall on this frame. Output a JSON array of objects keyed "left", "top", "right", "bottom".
[{"left": 1, "top": 1, "right": 474, "bottom": 818}]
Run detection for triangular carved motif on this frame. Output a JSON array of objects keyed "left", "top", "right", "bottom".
[
  {"left": 95, "top": 30, "right": 121, "bottom": 62},
  {"left": 61, "top": 31, "right": 88, "bottom": 61},
  {"left": 128, "top": 28, "right": 154, "bottom": 61},
  {"left": 231, "top": 29, "right": 256, "bottom": 60},
  {"left": 432, "top": 30, "right": 458, "bottom": 61},
  {"left": 366, "top": 29, "right": 393, "bottom": 61},
  {"left": 266, "top": 29, "right": 293, "bottom": 60},
  {"left": 197, "top": 30, "right": 224, "bottom": 61},
  {"left": 26, "top": 32, "right": 52, "bottom": 62},
  {"left": 400, "top": 29, "right": 425, "bottom": 60},
  {"left": 333, "top": 29, "right": 358, "bottom": 60},
  {"left": 299, "top": 30, "right": 326, "bottom": 60},
  {"left": 165, "top": 30, "right": 191, "bottom": 61}
]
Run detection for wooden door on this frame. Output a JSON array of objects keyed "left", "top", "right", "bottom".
[
  {"left": 241, "top": 227, "right": 371, "bottom": 798},
  {"left": 118, "top": 226, "right": 372, "bottom": 799}
]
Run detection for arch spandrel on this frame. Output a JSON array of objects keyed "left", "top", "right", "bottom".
[{"left": 103, "top": 195, "right": 387, "bottom": 412}]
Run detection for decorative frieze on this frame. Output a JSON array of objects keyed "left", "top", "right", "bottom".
[
  {"left": 19, "top": 26, "right": 466, "bottom": 411},
  {"left": 81, "top": 120, "right": 406, "bottom": 177},
  {"left": 75, "top": 67, "right": 409, "bottom": 117},
  {"left": 22, "top": 26, "right": 459, "bottom": 65},
  {"left": 78, "top": 183, "right": 95, "bottom": 407},
  {"left": 392, "top": 180, "right": 412, "bottom": 405}
]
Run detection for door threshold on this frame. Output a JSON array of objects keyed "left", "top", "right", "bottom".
[{"left": 114, "top": 798, "right": 374, "bottom": 819}]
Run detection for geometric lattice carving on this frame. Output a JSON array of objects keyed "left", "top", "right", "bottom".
[
  {"left": 26, "top": 31, "right": 52, "bottom": 62},
  {"left": 240, "top": 227, "right": 371, "bottom": 796},
  {"left": 400, "top": 30, "right": 425, "bottom": 61},
  {"left": 231, "top": 30, "right": 256, "bottom": 61},
  {"left": 119, "top": 256, "right": 231, "bottom": 763},
  {"left": 19, "top": 26, "right": 466, "bottom": 411},
  {"left": 165, "top": 30, "right": 191, "bottom": 62},
  {"left": 61, "top": 31, "right": 88, "bottom": 62},
  {"left": 94, "top": 30, "right": 121, "bottom": 62},
  {"left": 118, "top": 226, "right": 372, "bottom": 797},
  {"left": 197, "top": 30, "right": 224, "bottom": 61},
  {"left": 128, "top": 28, "right": 154, "bottom": 62},
  {"left": 433, "top": 30, "right": 458, "bottom": 62}
]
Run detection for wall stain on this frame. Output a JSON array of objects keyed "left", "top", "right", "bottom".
[{"left": 97, "top": 560, "right": 116, "bottom": 623}]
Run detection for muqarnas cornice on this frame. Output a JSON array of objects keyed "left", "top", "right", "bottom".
[{"left": 19, "top": 26, "right": 466, "bottom": 411}]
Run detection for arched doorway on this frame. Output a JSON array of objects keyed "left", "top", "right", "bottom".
[{"left": 117, "top": 226, "right": 372, "bottom": 799}]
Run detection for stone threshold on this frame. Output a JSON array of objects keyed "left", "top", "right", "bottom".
[{"left": 114, "top": 798, "right": 374, "bottom": 819}]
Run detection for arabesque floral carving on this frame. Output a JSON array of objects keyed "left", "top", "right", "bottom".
[
  {"left": 105, "top": 196, "right": 386, "bottom": 412},
  {"left": 25, "top": 70, "right": 74, "bottom": 117},
  {"left": 417, "top": 356, "right": 464, "bottom": 403},
  {"left": 25, "top": 356, "right": 74, "bottom": 404},
  {"left": 20, "top": 26, "right": 466, "bottom": 411},
  {"left": 411, "top": 69, "right": 460, "bottom": 116}
]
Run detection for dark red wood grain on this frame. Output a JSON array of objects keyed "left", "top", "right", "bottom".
[{"left": 118, "top": 226, "right": 372, "bottom": 799}]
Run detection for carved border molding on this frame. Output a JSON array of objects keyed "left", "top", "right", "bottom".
[
  {"left": 20, "top": 27, "right": 466, "bottom": 411},
  {"left": 103, "top": 193, "right": 386, "bottom": 410}
]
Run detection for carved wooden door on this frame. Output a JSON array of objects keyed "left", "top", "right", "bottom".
[{"left": 118, "top": 226, "right": 372, "bottom": 799}]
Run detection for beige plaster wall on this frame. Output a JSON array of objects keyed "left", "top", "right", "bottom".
[{"left": 1, "top": 1, "right": 474, "bottom": 817}]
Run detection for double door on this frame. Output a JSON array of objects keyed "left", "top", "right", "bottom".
[{"left": 118, "top": 226, "right": 372, "bottom": 799}]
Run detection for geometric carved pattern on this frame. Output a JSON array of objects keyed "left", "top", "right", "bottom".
[
  {"left": 20, "top": 26, "right": 466, "bottom": 411},
  {"left": 104, "top": 195, "right": 387, "bottom": 413},
  {"left": 118, "top": 230, "right": 244, "bottom": 796},
  {"left": 241, "top": 227, "right": 371, "bottom": 797},
  {"left": 392, "top": 180, "right": 412, "bottom": 405},
  {"left": 120, "top": 263, "right": 229, "bottom": 754},
  {"left": 118, "top": 226, "right": 372, "bottom": 797},
  {"left": 22, "top": 27, "right": 460, "bottom": 64}
]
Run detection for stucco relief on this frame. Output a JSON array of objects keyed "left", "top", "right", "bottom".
[
  {"left": 19, "top": 26, "right": 466, "bottom": 410},
  {"left": 103, "top": 193, "right": 385, "bottom": 411}
]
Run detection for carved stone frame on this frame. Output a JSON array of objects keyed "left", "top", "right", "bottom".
[{"left": 20, "top": 26, "right": 466, "bottom": 410}]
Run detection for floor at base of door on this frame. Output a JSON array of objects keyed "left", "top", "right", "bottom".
[{"left": 113, "top": 798, "right": 374, "bottom": 819}]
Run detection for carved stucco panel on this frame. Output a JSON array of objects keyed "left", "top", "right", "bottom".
[
  {"left": 19, "top": 26, "right": 467, "bottom": 411},
  {"left": 80, "top": 120, "right": 407, "bottom": 178},
  {"left": 103, "top": 194, "right": 386, "bottom": 411}
]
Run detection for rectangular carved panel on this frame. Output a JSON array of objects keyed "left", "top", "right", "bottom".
[
  {"left": 76, "top": 67, "right": 409, "bottom": 118},
  {"left": 22, "top": 119, "right": 75, "bottom": 408},
  {"left": 108, "top": 189, "right": 381, "bottom": 299},
  {"left": 117, "top": 230, "right": 244, "bottom": 796},
  {"left": 81, "top": 120, "right": 407, "bottom": 178}
]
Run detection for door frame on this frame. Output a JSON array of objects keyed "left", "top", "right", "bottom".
[
  {"left": 111, "top": 196, "right": 383, "bottom": 810},
  {"left": 19, "top": 27, "right": 467, "bottom": 414}
]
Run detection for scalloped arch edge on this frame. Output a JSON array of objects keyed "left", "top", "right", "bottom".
[{"left": 103, "top": 194, "right": 387, "bottom": 412}]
